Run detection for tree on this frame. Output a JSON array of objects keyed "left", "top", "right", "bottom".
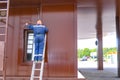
[
  {"left": 77, "top": 47, "right": 117, "bottom": 59},
  {"left": 77, "top": 49, "right": 84, "bottom": 58},
  {"left": 82, "top": 48, "right": 91, "bottom": 57},
  {"left": 78, "top": 48, "right": 91, "bottom": 58}
]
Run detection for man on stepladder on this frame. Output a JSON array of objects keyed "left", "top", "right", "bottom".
[{"left": 25, "top": 20, "right": 48, "bottom": 61}]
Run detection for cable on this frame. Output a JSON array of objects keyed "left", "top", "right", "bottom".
[
  {"left": 37, "top": 0, "right": 42, "bottom": 20},
  {"left": 37, "top": 7, "right": 40, "bottom": 19}
]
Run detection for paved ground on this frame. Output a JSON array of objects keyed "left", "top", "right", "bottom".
[
  {"left": 79, "top": 68, "right": 120, "bottom": 80},
  {"left": 78, "top": 61, "right": 120, "bottom": 80}
]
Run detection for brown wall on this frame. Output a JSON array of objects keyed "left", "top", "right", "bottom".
[
  {"left": 6, "top": 7, "right": 38, "bottom": 76},
  {"left": 5, "top": 2, "right": 77, "bottom": 79},
  {"left": 42, "top": 4, "right": 77, "bottom": 77}
]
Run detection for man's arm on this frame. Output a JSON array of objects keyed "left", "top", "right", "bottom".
[
  {"left": 45, "top": 27, "right": 48, "bottom": 33},
  {"left": 24, "top": 23, "right": 34, "bottom": 30}
]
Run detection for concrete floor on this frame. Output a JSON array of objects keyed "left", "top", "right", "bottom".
[
  {"left": 79, "top": 68, "right": 120, "bottom": 80},
  {"left": 78, "top": 61, "right": 120, "bottom": 80}
]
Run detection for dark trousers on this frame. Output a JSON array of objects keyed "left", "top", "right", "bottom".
[{"left": 34, "top": 35, "right": 44, "bottom": 61}]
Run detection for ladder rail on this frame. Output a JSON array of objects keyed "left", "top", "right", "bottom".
[
  {"left": 0, "top": 9, "right": 7, "bottom": 11},
  {"left": 0, "top": 1, "right": 7, "bottom": 3},
  {"left": 30, "top": 34, "right": 47, "bottom": 80},
  {"left": 3, "top": 0, "right": 10, "bottom": 79},
  {"left": 0, "top": 0, "right": 10, "bottom": 80},
  {"left": 39, "top": 34, "right": 47, "bottom": 80},
  {"left": 31, "top": 44, "right": 34, "bottom": 61},
  {"left": 30, "top": 62, "right": 36, "bottom": 80}
]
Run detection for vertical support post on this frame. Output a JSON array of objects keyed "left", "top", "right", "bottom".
[
  {"left": 96, "top": 0, "right": 103, "bottom": 70},
  {"left": 116, "top": 0, "right": 120, "bottom": 77}
]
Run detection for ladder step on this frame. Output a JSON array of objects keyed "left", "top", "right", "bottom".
[
  {"left": 0, "top": 25, "right": 6, "bottom": 27},
  {"left": 0, "top": 77, "right": 3, "bottom": 80},
  {"left": 0, "top": 9, "right": 7, "bottom": 11},
  {"left": 33, "top": 76, "right": 40, "bottom": 78},
  {"left": 0, "top": 34, "right": 5, "bottom": 36},
  {"left": 0, "top": 1, "right": 8, "bottom": 3},
  {"left": 33, "top": 61, "right": 42, "bottom": 63},
  {"left": 34, "top": 54, "right": 43, "bottom": 56},
  {"left": 34, "top": 69, "right": 41, "bottom": 71},
  {"left": 0, "top": 17, "right": 7, "bottom": 19}
]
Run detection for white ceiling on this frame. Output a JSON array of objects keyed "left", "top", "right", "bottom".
[{"left": 77, "top": 0, "right": 116, "bottom": 39}]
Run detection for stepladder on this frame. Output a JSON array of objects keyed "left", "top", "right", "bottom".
[
  {"left": 30, "top": 34, "right": 47, "bottom": 80},
  {"left": 0, "top": 0, "right": 10, "bottom": 80}
]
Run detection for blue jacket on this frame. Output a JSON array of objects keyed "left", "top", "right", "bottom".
[{"left": 27, "top": 24, "right": 48, "bottom": 37}]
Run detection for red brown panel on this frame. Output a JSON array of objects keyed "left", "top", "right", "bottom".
[
  {"left": 10, "top": 0, "right": 75, "bottom": 7},
  {"left": 5, "top": 2, "right": 77, "bottom": 79},
  {"left": 42, "top": 4, "right": 77, "bottom": 77},
  {"left": 10, "top": 0, "right": 40, "bottom": 7},
  {"left": 43, "top": 0, "right": 75, "bottom": 4}
]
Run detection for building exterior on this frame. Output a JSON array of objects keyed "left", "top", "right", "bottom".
[
  {"left": 0, "top": 0, "right": 120, "bottom": 80},
  {"left": 0, "top": 0, "right": 80, "bottom": 80}
]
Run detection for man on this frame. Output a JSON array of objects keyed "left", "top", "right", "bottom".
[{"left": 25, "top": 20, "right": 48, "bottom": 61}]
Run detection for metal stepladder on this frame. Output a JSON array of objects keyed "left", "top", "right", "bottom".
[
  {"left": 30, "top": 34, "right": 47, "bottom": 80},
  {"left": 0, "top": 0, "right": 10, "bottom": 80}
]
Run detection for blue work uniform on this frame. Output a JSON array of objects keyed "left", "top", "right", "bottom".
[{"left": 27, "top": 24, "right": 48, "bottom": 61}]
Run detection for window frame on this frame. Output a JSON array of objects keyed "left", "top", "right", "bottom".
[{"left": 22, "top": 29, "right": 34, "bottom": 65}]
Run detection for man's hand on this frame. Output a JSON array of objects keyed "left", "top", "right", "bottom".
[
  {"left": 23, "top": 22, "right": 29, "bottom": 29},
  {"left": 25, "top": 22, "right": 28, "bottom": 25}
]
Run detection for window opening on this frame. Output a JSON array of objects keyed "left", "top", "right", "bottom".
[{"left": 24, "top": 30, "right": 34, "bottom": 61}]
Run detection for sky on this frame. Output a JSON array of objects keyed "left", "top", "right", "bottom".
[{"left": 77, "top": 34, "right": 117, "bottom": 49}]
